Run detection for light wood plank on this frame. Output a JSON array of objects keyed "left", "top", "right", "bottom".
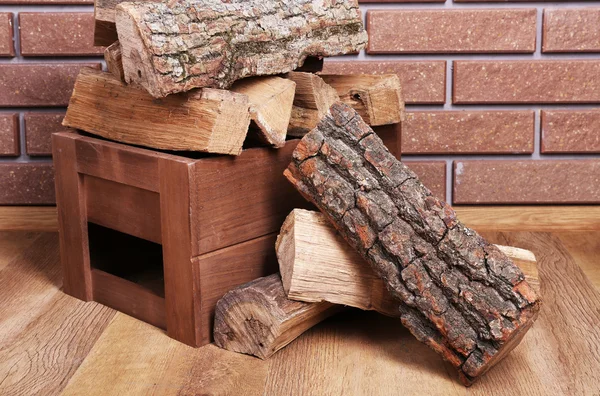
[
  {"left": 556, "top": 232, "right": 600, "bottom": 290},
  {"left": 0, "top": 207, "right": 58, "bottom": 231},
  {"left": 0, "top": 231, "right": 40, "bottom": 271}
]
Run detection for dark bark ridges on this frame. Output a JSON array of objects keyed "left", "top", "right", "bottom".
[{"left": 284, "top": 102, "right": 541, "bottom": 384}]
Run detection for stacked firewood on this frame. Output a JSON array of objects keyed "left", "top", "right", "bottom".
[
  {"left": 64, "top": 0, "right": 403, "bottom": 156},
  {"left": 62, "top": 0, "right": 541, "bottom": 386}
]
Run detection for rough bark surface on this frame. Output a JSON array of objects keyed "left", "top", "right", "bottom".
[
  {"left": 115, "top": 0, "right": 367, "bottom": 98},
  {"left": 284, "top": 102, "right": 541, "bottom": 385},
  {"left": 276, "top": 208, "right": 540, "bottom": 317},
  {"left": 213, "top": 274, "right": 343, "bottom": 359}
]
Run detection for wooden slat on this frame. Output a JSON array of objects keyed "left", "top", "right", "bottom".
[
  {"left": 557, "top": 232, "right": 600, "bottom": 290},
  {"left": 190, "top": 140, "right": 310, "bottom": 255},
  {"left": 195, "top": 233, "right": 280, "bottom": 345},
  {"left": 0, "top": 206, "right": 58, "bottom": 231},
  {"left": 92, "top": 269, "right": 166, "bottom": 330},
  {"left": 52, "top": 132, "right": 93, "bottom": 301},
  {"left": 67, "top": 132, "right": 187, "bottom": 192},
  {"left": 158, "top": 158, "right": 202, "bottom": 347},
  {"left": 85, "top": 175, "right": 161, "bottom": 244}
]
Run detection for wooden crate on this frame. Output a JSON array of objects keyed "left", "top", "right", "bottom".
[{"left": 52, "top": 127, "right": 400, "bottom": 347}]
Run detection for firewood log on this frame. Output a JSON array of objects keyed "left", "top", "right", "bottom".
[
  {"left": 63, "top": 68, "right": 250, "bottom": 155},
  {"left": 213, "top": 274, "right": 343, "bottom": 359},
  {"left": 319, "top": 74, "right": 405, "bottom": 126},
  {"left": 276, "top": 209, "right": 540, "bottom": 318},
  {"left": 230, "top": 77, "right": 296, "bottom": 148},
  {"left": 284, "top": 102, "right": 541, "bottom": 385},
  {"left": 114, "top": 0, "right": 367, "bottom": 97},
  {"left": 104, "top": 41, "right": 124, "bottom": 81},
  {"left": 285, "top": 72, "right": 340, "bottom": 137}
]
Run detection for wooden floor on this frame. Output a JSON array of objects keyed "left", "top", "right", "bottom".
[{"left": 1, "top": 226, "right": 600, "bottom": 394}]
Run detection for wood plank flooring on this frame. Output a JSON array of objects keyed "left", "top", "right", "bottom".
[{"left": 0, "top": 228, "right": 599, "bottom": 395}]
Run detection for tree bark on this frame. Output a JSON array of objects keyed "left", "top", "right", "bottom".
[
  {"left": 276, "top": 209, "right": 540, "bottom": 317},
  {"left": 213, "top": 274, "right": 343, "bottom": 359},
  {"left": 230, "top": 76, "right": 296, "bottom": 148},
  {"left": 115, "top": 0, "right": 367, "bottom": 98},
  {"left": 63, "top": 68, "right": 250, "bottom": 155},
  {"left": 319, "top": 74, "right": 405, "bottom": 126},
  {"left": 284, "top": 102, "right": 541, "bottom": 385}
]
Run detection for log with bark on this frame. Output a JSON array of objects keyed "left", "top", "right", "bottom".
[
  {"left": 319, "top": 74, "right": 405, "bottom": 126},
  {"left": 104, "top": 41, "right": 124, "bottom": 81},
  {"left": 284, "top": 102, "right": 541, "bottom": 385},
  {"left": 115, "top": 0, "right": 367, "bottom": 97},
  {"left": 276, "top": 209, "right": 540, "bottom": 317},
  {"left": 63, "top": 68, "right": 250, "bottom": 154},
  {"left": 213, "top": 274, "right": 343, "bottom": 359},
  {"left": 230, "top": 77, "right": 296, "bottom": 148},
  {"left": 285, "top": 72, "right": 341, "bottom": 137}
]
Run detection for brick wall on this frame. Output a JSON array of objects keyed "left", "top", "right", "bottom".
[{"left": 0, "top": 1, "right": 599, "bottom": 205}]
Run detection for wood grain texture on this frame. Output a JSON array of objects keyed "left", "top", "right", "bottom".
[
  {"left": 115, "top": 0, "right": 367, "bottom": 97},
  {"left": 0, "top": 231, "right": 40, "bottom": 271},
  {"left": 320, "top": 74, "right": 404, "bottom": 126},
  {"left": 231, "top": 76, "right": 296, "bottom": 148},
  {"left": 1, "top": 231, "right": 599, "bottom": 394},
  {"left": 63, "top": 68, "right": 251, "bottom": 154},
  {"left": 285, "top": 103, "right": 541, "bottom": 384},
  {"left": 276, "top": 209, "right": 540, "bottom": 317},
  {"left": 214, "top": 274, "right": 342, "bottom": 359},
  {"left": 103, "top": 41, "right": 124, "bottom": 81},
  {"left": 557, "top": 232, "right": 600, "bottom": 290},
  {"left": 4, "top": 206, "right": 599, "bottom": 233}
]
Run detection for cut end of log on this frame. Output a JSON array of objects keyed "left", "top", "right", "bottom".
[
  {"left": 284, "top": 102, "right": 542, "bottom": 385},
  {"left": 104, "top": 41, "right": 125, "bottom": 81}
]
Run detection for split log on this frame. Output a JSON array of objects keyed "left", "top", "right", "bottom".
[
  {"left": 284, "top": 102, "right": 541, "bottom": 385},
  {"left": 276, "top": 209, "right": 540, "bottom": 318},
  {"left": 63, "top": 68, "right": 250, "bottom": 155},
  {"left": 285, "top": 72, "right": 340, "bottom": 137},
  {"left": 319, "top": 74, "right": 405, "bottom": 126},
  {"left": 231, "top": 77, "right": 296, "bottom": 148},
  {"left": 104, "top": 41, "right": 124, "bottom": 81},
  {"left": 115, "top": 0, "right": 367, "bottom": 98},
  {"left": 213, "top": 274, "right": 343, "bottom": 359}
]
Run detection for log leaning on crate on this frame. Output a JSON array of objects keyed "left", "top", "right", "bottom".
[
  {"left": 284, "top": 103, "right": 541, "bottom": 385},
  {"left": 104, "top": 41, "right": 124, "bottom": 81},
  {"left": 213, "top": 274, "right": 344, "bottom": 359},
  {"left": 276, "top": 209, "right": 540, "bottom": 318},
  {"left": 319, "top": 74, "right": 405, "bottom": 126},
  {"left": 230, "top": 77, "right": 296, "bottom": 148},
  {"left": 62, "top": 68, "right": 251, "bottom": 155},
  {"left": 285, "top": 72, "right": 341, "bottom": 137},
  {"left": 114, "top": 0, "right": 367, "bottom": 97}
]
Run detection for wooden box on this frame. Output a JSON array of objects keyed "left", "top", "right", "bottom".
[{"left": 52, "top": 126, "right": 400, "bottom": 347}]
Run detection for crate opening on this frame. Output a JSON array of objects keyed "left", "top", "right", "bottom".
[{"left": 88, "top": 223, "right": 165, "bottom": 297}]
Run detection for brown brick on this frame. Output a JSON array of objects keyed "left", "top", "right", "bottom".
[
  {"left": 0, "top": 13, "right": 14, "bottom": 57},
  {"left": 453, "top": 160, "right": 600, "bottom": 204},
  {"left": 454, "top": 61, "right": 600, "bottom": 104},
  {"left": 543, "top": 8, "right": 600, "bottom": 53},
  {"left": 402, "top": 111, "right": 534, "bottom": 154},
  {"left": 367, "top": 9, "right": 536, "bottom": 54},
  {"left": 19, "top": 13, "right": 103, "bottom": 56},
  {"left": 0, "top": 163, "right": 55, "bottom": 205},
  {"left": 0, "top": 63, "right": 101, "bottom": 107},
  {"left": 321, "top": 60, "right": 446, "bottom": 104},
  {"left": 405, "top": 161, "right": 447, "bottom": 201},
  {"left": 541, "top": 110, "right": 600, "bottom": 154},
  {"left": 0, "top": 113, "right": 19, "bottom": 156},
  {"left": 24, "top": 112, "right": 67, "bottom": 156},
  {"left": 0, "top": 0, "right": 91, "bottom": 3}
]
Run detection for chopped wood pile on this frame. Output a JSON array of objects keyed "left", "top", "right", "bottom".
[{"left": 59, "top": 0, "right": 541, "bottom": 386}]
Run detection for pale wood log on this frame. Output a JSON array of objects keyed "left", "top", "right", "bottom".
[
  {"left": 285, "top": 72, "right": 340, "bottom": 137},
  {"left": 284, "top": 102, "right": 541, "bottom": 385},
  {"left": 103, "top": 41, "right": 124, "bottom": 81},
  {"left": 62, "top": 68, "right": 250, "bottom": 155},
  {"left": 276, "top": 209, "right": 540, "bottom": 319},
  {"left": 230, "top": 77, "right": 296, "bottom": 148},
  {"left": 319, "top": 74, "right": 405, "bottom": 126},
  {"left": 114, "top": 0, "right": 367, "bottom": 98},
  {"left": 213, "top": 274, "right": 343, "bottom": 359}
]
